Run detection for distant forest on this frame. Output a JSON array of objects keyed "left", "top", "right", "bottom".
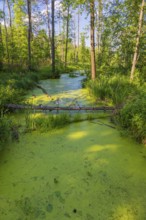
[{"left": 0, "top": 0, "right": 145, "bottom": 80}]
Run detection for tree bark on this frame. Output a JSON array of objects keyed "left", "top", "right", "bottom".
[
  {"left": 6, "top": 0, "right": 14, "bottom": 66},
  {"left": 0, "top": 23, "right": 3, "bottom": 69},
  {"left": 76, "top": 6, "right": 80, "bottom": 62},
  {"left": 45, "top": 0, "right": 51, "bottom": 57},
  {"left": 3, "top": 0, "right": 10, "bottom": 67},
  {"left": 97, "top": 0, "right": 103, "bottom": 54},
  {"left": 65, "top": 5, "right": 70, "bottom": 70},
  {"left": 27, "top": 0, "right": 32, "bottom": 70},
  {"left": 5, "top": 103, "right": 117, "bottom": 112},
  {"left": 90, "top": 0, "right": 96, "bottom": 80},
  {"left": 6, "top": 0, "right": 12, "bottom": 27},
  {"left": 51, "top": 0, "right": 55, "bottom": 75},
  {"left": 130, "top": 0, "right": 145, "bottom": 81}
]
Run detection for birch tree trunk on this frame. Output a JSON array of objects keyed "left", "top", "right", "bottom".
[
  {"left": 90, "top": 0, "right": 96, "bottom": 80},
  {"left": 130, "top": 0, "right": 145, "bottom": 81}
]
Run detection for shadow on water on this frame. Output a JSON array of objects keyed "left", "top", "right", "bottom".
[
  {"left": 1, "top": 74, "right": 146, "bottom": 219},
  {"left": 0, "top": 121, "right": 146, "bottom": 220}
]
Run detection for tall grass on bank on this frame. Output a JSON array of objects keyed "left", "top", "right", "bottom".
[{"left": 86, "top": 75, "right": 136, "bottom": 106}]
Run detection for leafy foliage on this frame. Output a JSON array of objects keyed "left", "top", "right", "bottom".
[{"left": 117, "top": 87, "right": 146, "bottom": 143}]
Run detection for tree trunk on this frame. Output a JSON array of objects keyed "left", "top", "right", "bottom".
[
  {"left": 6, "top": 0, "right": 12, "bottom": 27},
  {"left": 45, "top": 0, "right": 51, "bottom": 58},
  {"left": 3, "top": 0, "right": 10, "bottom": 67},
  {"left": 90, "top": 0, "right": 96, "bottom": 80},
  {"left": 65, "top": 5, "right": 70, "bottom": 70},
  {"left": 97, "top": 0, "right": 103, "bottom": 54},
  {"left": 27, "top": 0, "right": 32, "bottom": 70},
  {"left": 51, "top": 0, "right": 55, "bottom": 76},
  {"left": 76, "top": 6, "right": 80, "bottom": 62},
  {"left": 6, "top": 0, "right": 14, "bottom": 66},
  {"left": 130, "top": 0, "right": 145, "bottom": 81},
  {"left": 0, "top": 23, "right": 3, "bottom": 70}
]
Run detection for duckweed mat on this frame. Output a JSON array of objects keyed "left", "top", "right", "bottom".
[{"left": 0, "top": 121, "right": 146, "bottom": 220}]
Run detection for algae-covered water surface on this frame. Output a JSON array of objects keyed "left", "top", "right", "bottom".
[{"left": 1, "top": 74, "right": 146, "bottom": 220}]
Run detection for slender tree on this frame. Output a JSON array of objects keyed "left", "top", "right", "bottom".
[
  {"left": 27, "top": 0, "right": 32, "bottom": 70},
  {"left": 3, "top": 0, "right": 10, "bottom": 66},
  {"left": 90, "top": 0, "right": 96, "bottom": 80},
  {"left": 96, "top": 0, "right": 103, "bottom": 54},
  {"left": 6, "top": 0, "right": 14, "bottom": 65},
  {"left": 0, "top": 18, "right": 3, "bottom": 70},
  {"left": 45, "top": 0, "right": 51, "bottom": 57},
  {"left": 76, "top": 6, "right": 80, "bottom": 62},
  {"left": 64, "top": 4, "right": 70, "bottom": 69},
  {"left": 51, "top": 0, "right": 55, "bottom": 75},
  {"left": 130, "top": 0, "right": 145, "bottom": 81}
]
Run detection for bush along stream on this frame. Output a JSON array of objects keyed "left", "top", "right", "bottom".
[{"left": 0, "top": 73, "right": 146, "bottom": 220}]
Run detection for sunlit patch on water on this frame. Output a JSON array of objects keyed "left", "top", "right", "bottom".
[{"left": 68, "top": 131, "right": 87, "bottom": 140}]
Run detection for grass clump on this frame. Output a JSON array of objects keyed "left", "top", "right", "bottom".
[
  {"left": 25, "top": 113, "right": 71, "bottom": 132},
  {"left": 86, "top": 75, "right": 136, "bottom": 106}
]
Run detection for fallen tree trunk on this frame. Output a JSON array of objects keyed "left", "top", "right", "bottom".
[{"left": 5, "top": 104, "right": 117, "bottom": 111}]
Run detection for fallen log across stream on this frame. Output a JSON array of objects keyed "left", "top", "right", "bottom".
[{"left": 5, "top": 104, "right": 119, "bottom": 112}]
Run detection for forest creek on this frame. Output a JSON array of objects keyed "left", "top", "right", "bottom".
[
  {"left": 0, "top": 0, "right": 146, "bottom": 219},
  {"left": 0, "top": 74, "right": 146, "bottom": 220}
]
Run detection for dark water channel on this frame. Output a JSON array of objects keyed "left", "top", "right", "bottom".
[{"left": 0, "top": 74, "right": 146, "bottom": 220}]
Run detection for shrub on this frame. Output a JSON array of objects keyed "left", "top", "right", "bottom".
[
  {"left": 0, "top": 85, "right": 24, "bottom": 109},
  {"left": 117, "top": 91, "right": 146, "bottom": 143}
]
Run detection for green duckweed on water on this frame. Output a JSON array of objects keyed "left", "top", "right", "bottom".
[
  {"left": 0, "top": 122, "right": 146, "bottom": 220},
  {"left": 0, "top": 74, "right": 146, "bottom": 220}
]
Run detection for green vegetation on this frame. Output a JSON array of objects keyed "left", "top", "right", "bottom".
[
  {"left": 86, "top": 77, "right": 146, "bottom": 143},
  {"left": 0, "top": 1, "right": 146, "bottom": 219},
  {"left": 24, "top": 111, "right": 108, "bottom": 133},
  {"left": 118, "top": 86, "right": 146, "bottom": 143}
]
